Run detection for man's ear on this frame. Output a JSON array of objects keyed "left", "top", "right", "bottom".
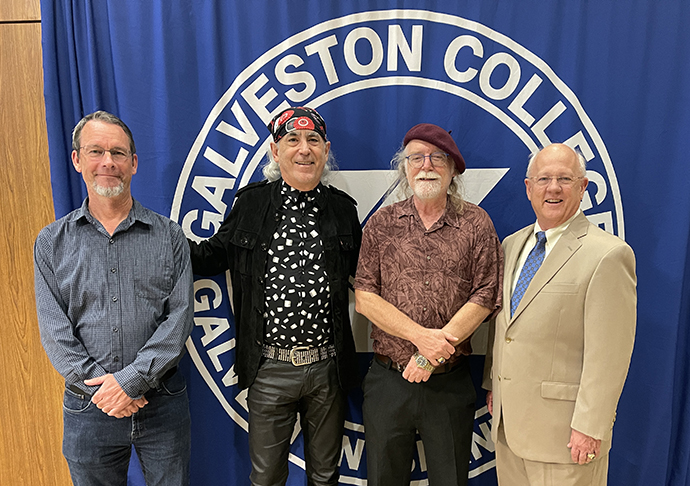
[
  {"left": 270, "top": 141, "right": 279, "bottom": 163},
  {"left": 71, "top": 150, "right": 82, "bottom": 173}
]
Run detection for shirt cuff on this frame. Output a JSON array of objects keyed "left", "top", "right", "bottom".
[{"left": 113, "top": 367, "right": 150, "bottom": 399}]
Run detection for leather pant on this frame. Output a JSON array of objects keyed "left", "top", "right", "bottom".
[{"left": 247, "top": 357, "right": 345, "bottom": 486}]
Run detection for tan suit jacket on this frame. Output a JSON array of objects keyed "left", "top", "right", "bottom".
[{"left": 483, "top": 212, "right": 636, "bottom": 463}]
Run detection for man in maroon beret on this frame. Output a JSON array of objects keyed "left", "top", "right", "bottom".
[{"left": 354, "top": 123, "right": 504, "bottom": 485}]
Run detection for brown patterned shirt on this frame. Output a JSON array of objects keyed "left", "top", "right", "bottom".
[{"left": 354, "top": 196, "right": 503, "bottom": 365}]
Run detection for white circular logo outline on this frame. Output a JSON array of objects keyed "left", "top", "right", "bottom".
[
  {"left": 173, "top": 9, "right": 624, "bottom": 482},
  {"left": 171, "top": 9, "right": 624, "bottom": 238}
]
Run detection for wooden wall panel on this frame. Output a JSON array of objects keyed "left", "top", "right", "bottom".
[
  {"left": 0, "top": 15, "right": 72, "bottom": 486},
  {"left": 0, "top": 0, "right": 40, "bottom": 21}
]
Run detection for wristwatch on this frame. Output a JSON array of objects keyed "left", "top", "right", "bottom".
[{"left": 413, "top": 352, "right": 435, "bottom": 372}]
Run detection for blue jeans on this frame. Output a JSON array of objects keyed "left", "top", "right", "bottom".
[{"left": 62, "top": 370, "right": 191, "bottom": 486}]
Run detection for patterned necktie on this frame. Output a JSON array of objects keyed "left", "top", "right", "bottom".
[{"left": 511, "top": 231, "right": 547, "bottom": 316}]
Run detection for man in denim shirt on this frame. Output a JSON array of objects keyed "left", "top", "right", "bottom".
[
  {"left": 34, "top": 111, "right": 194, "bottom": 486},
  {"left": 189, "top": 107, "right": 361, "bottom": 486}
]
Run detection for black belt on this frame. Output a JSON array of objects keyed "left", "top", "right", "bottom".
[
  {"left": 262, "top": 344, "right": 336, "bottom": 366},
  {"left": 67, "top": 366, "right": 178, "bottom": 399},
  {"left": 67, "top": 383, "right": 92, "bottom": 400},
  {"left": 374, "top": 354, "right": 463, "bottom": 375}
]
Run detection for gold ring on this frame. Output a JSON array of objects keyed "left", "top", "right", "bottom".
[
  {"left": 587, "top": 453, "right": 596, "bottom": 461},
  {"left": 437, "top": 357, "right": 446, "bottom": 364}
]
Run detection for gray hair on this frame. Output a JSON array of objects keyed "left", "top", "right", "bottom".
[
  {"left": 391, "top": 145, "right": 465, "bottom": 214},
  {"left": 526, "top": 144, "right": 587, "bottom": 177},
  {"left": 261, "top": 144, "right": 337, "bottom": 184},
  {"left": 72, "top": 110, "right": 136, "bottom": 155}
]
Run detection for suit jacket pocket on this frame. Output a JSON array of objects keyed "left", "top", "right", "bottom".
[
  {"left": 541, "top": 283, "right": 580, "bottom": 294},
  {"left": 541, "top": 381, "right": 579, "bottom": 401}
]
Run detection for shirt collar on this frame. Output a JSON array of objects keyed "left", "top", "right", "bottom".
[
  {"left": 280, "top": 179, "right": 323, "bottom": 206},
  {"left": 395, "top": 196, "right": 462, "bottom": 229},
  {"left": 70, "top": 197, "right": 153, "bottom": 230},
  {"left": 534, "top": 210, "right": 581, "bottom": 241}
]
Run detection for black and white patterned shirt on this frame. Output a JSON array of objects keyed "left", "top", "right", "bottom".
[{"left": 263, "top": 182, "right": 331, "bottom": 348}]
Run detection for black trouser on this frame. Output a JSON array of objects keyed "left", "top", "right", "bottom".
[
  {"left": 247, "top": 357, "right": 345, "bottom": 486},
  {"left": 363, "top": 355, "right": 476, "bottom": 486}
]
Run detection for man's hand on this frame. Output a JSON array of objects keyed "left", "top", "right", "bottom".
[
  {"left": 567, "top": 428, "right": 601, "bottom": 465},
  {"left": 402, "top": 355, "right": 433, "bottom": 383},
  {"left": 486, "top": 391, "right": 493, "bottom": 416},
  {"left": 84, "top": 374, "right": 148, "bottom": 418},
  {"left": 412, "top": 328, "right": 457, "bottom": 366}
]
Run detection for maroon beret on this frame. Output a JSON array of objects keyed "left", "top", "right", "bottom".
[{"left": 402, "top": 123, "right": 465, "bottom": 174}]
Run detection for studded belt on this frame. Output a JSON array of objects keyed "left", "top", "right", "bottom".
[{"left": 262, "top": 344, "right": 336, "bottom": 366}]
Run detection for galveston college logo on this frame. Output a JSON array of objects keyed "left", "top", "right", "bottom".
[{"left": 171, "top": 9, "right": 624, "bottom": 484}]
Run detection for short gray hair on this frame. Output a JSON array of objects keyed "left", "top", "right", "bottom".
[
  {"left": 391, "top": 145, "right": 465, "bottom": 214},
  {"left": 526, "top": 144, "right": 587, "bottom": 178},
  {"left": 72, "top": 110, "right": 136, "bottom": 155}
]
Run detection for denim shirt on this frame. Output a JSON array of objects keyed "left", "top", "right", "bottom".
[
  {"left": 189, "top": 179, "right": 362, "bottom": 390},
  {"left": 34, "top": 198, "right": 194, "bottom": 398}
]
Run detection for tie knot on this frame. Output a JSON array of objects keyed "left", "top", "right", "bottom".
[{"left": 536, "top": 231, "right": 547, "bottom": 245}]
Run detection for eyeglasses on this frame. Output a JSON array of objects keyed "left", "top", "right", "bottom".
[
  {"left": 529, "top": 176, "right": 583, "bottom": 187},
  {"left": 79, "top": 145, "right": 132, "bottom": 163},
  {"left": 405, "top": 152, "right": 449, "bottom": 169}
]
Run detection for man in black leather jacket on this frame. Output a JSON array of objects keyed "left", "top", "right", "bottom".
[{"left": 188, "top": 106, "right": 361, "bottom": 486}]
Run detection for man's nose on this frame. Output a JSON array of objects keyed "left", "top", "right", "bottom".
[
  {"left": 101, "top": 152, "right": 117, "bottom": 165},
  {"left": 421, "top": 155, "right": 435, "bottom": 170},
  {"left": 545, "top": 177, "right": 562, "bottom": 189},
  {"left": 297, "top": 138, "right": 311, "bottom": 152}
]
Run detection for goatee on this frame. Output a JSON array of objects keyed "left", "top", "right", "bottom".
[{"left": 93, "top": 181, "right": 125, "bottom": 198}]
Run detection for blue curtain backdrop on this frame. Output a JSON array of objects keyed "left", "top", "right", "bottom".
[{"left": 40, "top": 1, "right": 690, "bottom": 485}]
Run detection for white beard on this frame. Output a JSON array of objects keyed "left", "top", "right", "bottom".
[
  {"left": 93, "top": 180, "right": 125, "bottom": 198},
  {"left": 411, "top": 171, "right": 444, "bottom": 200}
]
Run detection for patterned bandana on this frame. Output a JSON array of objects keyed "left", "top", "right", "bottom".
[{"left": 267, "top": 106, "right": 328, "bottom": 142}]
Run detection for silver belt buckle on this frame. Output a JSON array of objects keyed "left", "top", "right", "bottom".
[{"left": 289, "top": 346, "right": 311, "bottom": 366}]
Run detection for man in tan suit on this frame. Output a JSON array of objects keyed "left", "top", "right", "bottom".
[{"left": 483, "top": 143, "right": 636, "bottom": 485}]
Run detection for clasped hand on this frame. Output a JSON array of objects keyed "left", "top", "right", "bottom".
[
  {"left": 84, "top": 374, "right": 148, "bottom": 418},
  {"left": 403, "top": 328, "right": 457, "bottom": 383}
]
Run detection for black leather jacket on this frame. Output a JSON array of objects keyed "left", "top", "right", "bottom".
[{"left": 189, "top": 179, "right": 362, "bottom": 390}]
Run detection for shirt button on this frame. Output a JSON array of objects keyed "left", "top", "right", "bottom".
[
  {"left": 423, "top": 307, "right": 427, "bottom": 312},
  {"left": 111, "top": 268, "right": 117, "bottom": 273},
  {"left": 426, "top": 255, "right": 431, "bottom": 260},
  {"left": 109, "top": 239, "right": 114, "bottom": 244},
  {"left": 113, "top": 356, "right": 119, "bottom": 362},
  {"left": 425, "top": 281, "right": 429, "bottom": 285},
  {"left": 505, "top": 337, "right": 513, "bottom": 343},
  {"left": 261, "top": 243, "right": 268, "bottom": 251},
  {"left": 113, "top": 328, "right": 119, "bottom": 332},
  {"left": 112, "top": 296, "right": 118, "bottom": 302}
]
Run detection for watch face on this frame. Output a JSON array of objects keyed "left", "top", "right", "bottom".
[{"left": 416, "top": 355, "right": 426, "bottom": 366}]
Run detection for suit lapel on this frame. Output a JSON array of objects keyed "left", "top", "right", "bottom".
[
  {"left": 504, "top": 226, "right": 534, "bottom": 315},
  {"left": 509, "top": 213, "right": 590, "bottom": 324}
]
